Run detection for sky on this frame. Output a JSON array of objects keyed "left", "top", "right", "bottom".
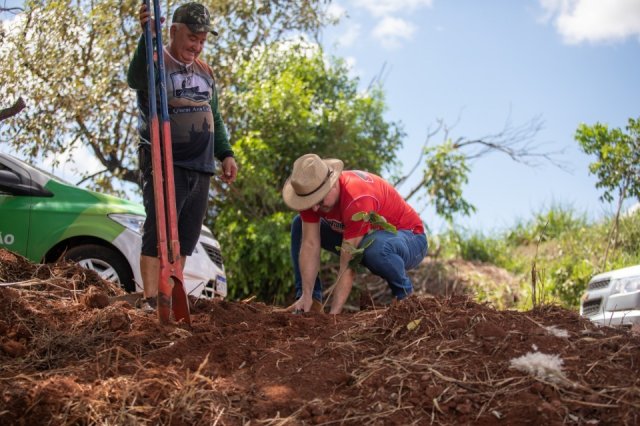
[
  {"left": 2, "top": 0, "right": 639, "bottom": 235},
  {"left": 320, "top": 0, "right": 640, "bottom": 233}
]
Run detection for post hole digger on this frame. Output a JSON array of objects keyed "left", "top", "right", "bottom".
[{"left": 143, "top": 0, "right": 190, "bottom": 325}]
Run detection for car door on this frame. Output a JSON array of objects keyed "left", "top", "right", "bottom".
[{"left": 0, "top": 159, "right": 35, "bottom": 257}]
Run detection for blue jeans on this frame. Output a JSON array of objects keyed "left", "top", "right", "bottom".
[{"left": 290, "top": 215, "right": 428, "bottom": 301}]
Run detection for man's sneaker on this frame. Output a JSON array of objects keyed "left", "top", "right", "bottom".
[{"left": 135, "top": 296, "right": 157, "bottom": 314}]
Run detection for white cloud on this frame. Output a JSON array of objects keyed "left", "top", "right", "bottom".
[
  {"left": 326, "top": 2, "right": 348, "bottom": 21},
  {"left": 343, "top": 55, "right": 364, "bottom": 80},
  {"left": 372, "top": 16, "right": 417, "bottom": 49},
  {"left": 338, "top": 23, "right": 361, "bottom": 47},
  {"left": 344, "top": 55, "right": 358, "bottom": 70},
  {"left": 342, "top": 0, "right": 432, "bottom": 49},
  {"left": 539, "top": 0, "right": 640, "bottom": 44},
  {"left": 352, "top": 0, "right": 434, "bottom": 17}
]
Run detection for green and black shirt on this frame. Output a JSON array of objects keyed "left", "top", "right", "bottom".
[{"left": 127, "top": 36, "right": 233, "bottom": 174}]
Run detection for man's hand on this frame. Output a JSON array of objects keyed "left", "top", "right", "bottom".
[
  {"left": 287, "top": 295, "right": 313, "bottom": 313},
  {"left": 139, "top": 3, "right": 165, "bottom": 34},
  {"left": 221, "top": 156, "right": 238, "bottom": 184}
]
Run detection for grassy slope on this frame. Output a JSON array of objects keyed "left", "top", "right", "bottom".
[{"left": 437, "top": 207, "right": 640, "bottom": 311}]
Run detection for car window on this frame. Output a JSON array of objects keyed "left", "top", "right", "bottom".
[
  {"left": 2, "top": 154, "right": 73, "bottom": 186},
  {"left": 0, "top": 166, "right": 22, "bottom": 195},
  {"left": 20, "top": 160, "right": 72, "bottom": 185}
]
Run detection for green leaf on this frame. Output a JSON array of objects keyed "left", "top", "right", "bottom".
[{"left": 352, "top": 211, "right": 367, "bottom": 221}]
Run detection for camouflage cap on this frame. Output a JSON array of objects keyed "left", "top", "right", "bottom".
[{"left": 172, "top": 2, "right": 218, "bottom": 36}]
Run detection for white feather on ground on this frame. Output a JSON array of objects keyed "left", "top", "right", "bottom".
[
  {"left": 509, "top": 351, "right": 566, "bottom": 383},
  {"left": 544, "top": 325, "right": 570, "bottom": 338}
]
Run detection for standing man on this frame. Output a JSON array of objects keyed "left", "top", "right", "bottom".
[
  {"left": 282, "top": 154, "right": 428, "bottom": 314},
  {"left": 127, "top": 2, "right": 237, "bottom": 311}
]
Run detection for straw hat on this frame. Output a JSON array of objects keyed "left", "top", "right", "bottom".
[{"left": 282, "top": 154, "right": 344, "bottom": 211}]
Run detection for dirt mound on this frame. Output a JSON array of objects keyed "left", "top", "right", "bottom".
[
  {"left": 1, "top": 248, "right": 639, "bottom": 425},
  {"left": 362, "top": 257, "right": 523, "bottom": 310}
]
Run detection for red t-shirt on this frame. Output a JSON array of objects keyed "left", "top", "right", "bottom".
[{"left": 300, "top": 171, "right": 425, "bottom": 239}]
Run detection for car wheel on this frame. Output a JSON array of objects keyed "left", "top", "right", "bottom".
[{"left": 64, "top": 244, "right": 135, "bottom": 293}]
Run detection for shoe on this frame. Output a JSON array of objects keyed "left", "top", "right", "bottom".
[{"left": 136, "top": 296, "right": 157, "bottom": 314}]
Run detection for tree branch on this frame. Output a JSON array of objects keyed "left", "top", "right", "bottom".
[
  {"left": 75, "top": 168, "right": 110, "bottom": 186},
  {"left": 0, "top": 7, "right": 23, "bottom": 14},
  {"left": 392, "top": 120, "right": 443, "bottom": 187},
  {"left": 454, "top": 114, "right": 567, "bottom": 169},
  {"left": 0, "top": 97, "right": 26, "bottom": 122}
]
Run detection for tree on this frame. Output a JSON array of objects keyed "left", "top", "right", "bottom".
[
  {"left": 395, "top": 114, "right": 563, "bottom": 225},
  {"left": 0, "top": 0, "right": 330, "bottom": 194},
  {"left": 213, "top": 42, "right": 403, "bottom": 303},
  {"left": 575, "top": 117, "right": 640, "bottom": 267},
  {"left": 1, "top": 0, "right": 565, "bottom": 304}
]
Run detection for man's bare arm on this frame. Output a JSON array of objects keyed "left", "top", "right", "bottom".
[
  {"left": 330, "top": 236, "right": 364, "bottom": 314},
  {"left": 296, "top": 220, "right": 321, "bottom": 312}
]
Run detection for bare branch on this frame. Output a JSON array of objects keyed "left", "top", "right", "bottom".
[
  {"left": 0, "top": 97, "right": 26, "bottom": 122},
  {"left": 366, "top": 61, "right": 390, "bottom": 92},
  {"left": 75, "top": 168, "right": 110, "bottom": 186},
  {"left": 396, "top": 112, "right": 567, "bottom": 223},
  {"left": 404, "top": 178, "right": 428, "bottom": 203},
  {"left": 0, "top": 7, "right": 23, "bottom": 14},
  {"left": 454, "top": 114, "right": 567, "bottom": 169},
  {"left": 392, "top": 120, "right": 443, "bottom": 187}
]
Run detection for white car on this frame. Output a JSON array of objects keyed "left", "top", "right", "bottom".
[{"left": 580, "top": 264, "right": 640, "bottom": 327}]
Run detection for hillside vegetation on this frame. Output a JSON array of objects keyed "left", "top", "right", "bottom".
[{"left": 437, "top": 206, "right": 640, "bottom": 310}]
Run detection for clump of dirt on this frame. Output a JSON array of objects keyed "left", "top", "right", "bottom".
[{"left": 1, "top": 248, "right": 639, "bottom": 425}]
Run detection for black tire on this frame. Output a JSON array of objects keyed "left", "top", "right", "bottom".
[{"left": 64, "top": 244, "right": 136, "bottom": 293}]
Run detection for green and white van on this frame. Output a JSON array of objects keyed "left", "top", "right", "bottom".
[{"left": 0, "top": 152, "right": 227, "bottom": 298}]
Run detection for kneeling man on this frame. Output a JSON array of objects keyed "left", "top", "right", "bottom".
[{"left": 282, "top": 153, "right": 428, "bottom": 314}]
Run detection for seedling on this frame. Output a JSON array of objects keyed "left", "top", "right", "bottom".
[{"left": 337, "top": 211, "right": 397, "bottom": 269}]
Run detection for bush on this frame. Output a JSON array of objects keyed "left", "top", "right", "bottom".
[
  {"left": 448, "top": 206, "right": 639, "bottom": 310},
  {"left": 506, "top": 204, "right": 588, "bottom": 246},
  {"left": 214, "top": 212, "right": 294, "bottom": 304}
]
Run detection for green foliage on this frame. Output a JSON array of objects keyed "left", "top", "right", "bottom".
[
  {"left": 351, "top": 211, "right": 398, "bottom": 234},
  {"left": 616, "top": 209, "right": 640, "bottom": 254},
  {"left": 211, "top": 44, "right": 403, "bottom": 302},
  {"left": 0, "top": 0, "right": 141, "bottom": 192},
  {"left": 215, "top": 211, "right": 292, "bottom": 304},
  {"left": 457, "top": 233, "right": 507, "bottom": 264},
  {"left": 549, "top": 256, "right": 595, "bottom": 307},
  {"left": 520, "top": 212, "right": 640, "bottom": 309},
  {"left": 0, "top": 0, "right": 329, "bottom": 190},
  {"left": 421, "top": 141, "right": 475, "bottom": 223},
  {"left": 339, "top": 211, "right": 397, "bottom": 269},
  {"left": 441, "top": 229, "right": 519, "bottom": 271},
  {"left": 338, "top": 239, "right": 372, "bottom": 270},
  {"left": 506, "top": 203, "right": 588, "bottom": 246},
  {"left": 575, "top": 117, "right": 640, "bottom": 205},
  {"left": 443, "top": 206, "right": 640, "bottom": 310}
]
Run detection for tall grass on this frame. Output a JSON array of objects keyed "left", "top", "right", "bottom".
[{"left": 442, "top": 205, "right": 640, "bottom": 310}]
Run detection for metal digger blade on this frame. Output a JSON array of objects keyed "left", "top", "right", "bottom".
[{"left": 143, "top": 0, "right": 191, "bottom": 325}]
